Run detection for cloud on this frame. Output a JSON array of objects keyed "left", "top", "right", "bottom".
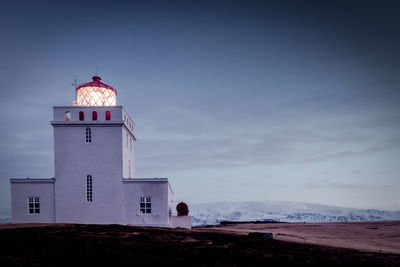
[
  {"left": 303, "top": 180, "right": 400, "bottom": 192},
  {"left": 136, "top": 115, "right": 400, "bottom": 175}
]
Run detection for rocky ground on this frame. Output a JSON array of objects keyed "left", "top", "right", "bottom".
[{"left": 0, "top": 222, "right": 399, "bottom": 266}]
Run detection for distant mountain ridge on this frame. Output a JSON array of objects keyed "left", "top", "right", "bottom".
[{"left": 189, "top": 201, "right": 400, "bottom": 226}]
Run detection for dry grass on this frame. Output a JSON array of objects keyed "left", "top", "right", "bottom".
[{"left": 194, "top": 221, "right": 400, "bottom": 254}]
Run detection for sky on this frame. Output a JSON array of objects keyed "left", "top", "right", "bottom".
[{"left": 0, "top": 0, "right": 399, "bottom": 214}]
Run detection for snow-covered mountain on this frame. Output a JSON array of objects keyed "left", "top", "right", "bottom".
[{"left": 189, "top": 201, "right": 400, "bottom": 226}]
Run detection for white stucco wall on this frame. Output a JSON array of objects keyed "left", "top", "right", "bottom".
[
  {"left": 172, "top": 216, "right": 192, "bottom": 229},
  {"left": 168, "top": 182, "right": 174, "bottom": 225},
  {"left": 53, "top": 106, "right": 123, "bottom": 122},
  {"left": 123, "top": 179, "right": 172, "bottom": 227},
  {"left": 52, "top": 106, "right": 135, "bottom": 224},
  {"left": 122, "top": 109, "right": 135, "bottom": 178},
  {"left": 122, "top": 127, "right": 135, "bottom": 178},
  {"left": 10, "top": 179, "right": 55, "bottom": 223}
]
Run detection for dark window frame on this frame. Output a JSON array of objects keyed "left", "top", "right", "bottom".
[
  {"left": 92, "top": 111, "right": 97, "bottom": 120},
  {"left": 65, "top": 111, "right": 71, "bottom": 121},
  {"left": 28, "top": 197, "right": 40, "bottom": 214},
  {"left": 86, "top": 175, "right": 93, "bottom": 202},
  {"left": 139, "top": 197, "right": 151, "bottom": 214},
  {"left": 85, "top": 128, "right": 91, "bottom": 143}
]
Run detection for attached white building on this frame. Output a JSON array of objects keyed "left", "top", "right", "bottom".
[{"left": 10, "top": 76, "right": 190, "bottom": 228}]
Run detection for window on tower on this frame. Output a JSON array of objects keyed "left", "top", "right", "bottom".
[
  {"left": 86, "top": 128, "right": 91, "bottom": 143},
  {"left": 79, "top": 111, "right": 85, "bottom": 121},
  {"left": 92, "top": 111, "right": 97, "bottom": 120},
  {"left": 28, "top": 197, "right": 40, "bottom": 214},
  {"left": 105, "top": 111, "right": 111, "bottom": 120},
  {"left": 65, "top": 111, "right": 71, "bottom": 121},
  {"left": 140, "top": 197, "right": 151, "bottom": 214},
  {"left": 86, "top": 175, "right": 92, "bottom": 202}
]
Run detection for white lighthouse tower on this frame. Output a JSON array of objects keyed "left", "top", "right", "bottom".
[
  {"left": 10, "top": 76, "right": 191, "bottom": 228},
  {"left": 52, "top": 76, "right": 136, "bottom": 224}
]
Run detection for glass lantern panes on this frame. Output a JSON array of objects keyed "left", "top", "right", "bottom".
[{"left": 75, "top": 86, "right": 117, "bottom": 106}]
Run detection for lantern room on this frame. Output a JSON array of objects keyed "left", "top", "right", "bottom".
[{"left": 74, "top": 76, "right": 117, "bottom": 106}]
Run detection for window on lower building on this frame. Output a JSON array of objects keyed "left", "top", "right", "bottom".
[
  {"left": 140, "top": 197, "right": 151, "bottom": 214},
  {"left": 86, "top": 128, "right": 91, "bottom": 143},
  {"left": 28, "top": 197, "right": 40, "bottom": 214},
  {"left": 86, "top": 175, "right": 92, "bottom": 202},
  {"left": 92, "top": 111, "right": 97, "bottom": 120}
]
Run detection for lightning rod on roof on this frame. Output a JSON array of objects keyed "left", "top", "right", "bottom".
[{"left": 72, "top": 76, "right": 77, "bottom": 103}]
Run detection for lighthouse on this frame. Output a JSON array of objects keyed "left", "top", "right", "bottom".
[{"left": 10, "top": 76, "right": 191, "bottom": 228}]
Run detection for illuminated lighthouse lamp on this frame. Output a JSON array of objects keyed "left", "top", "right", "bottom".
[{"left": 73, "top": 76, "right": 117, "bottom": 106}]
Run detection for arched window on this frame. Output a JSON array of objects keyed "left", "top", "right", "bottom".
[
  {"left": 92, "top": 111, "right": 97, "bottom": 120},
  {"left": 65, "top": 111, "right": 71, "bottom": 121},
  {"left": 85, "top": 128, "right": 91, "bottom": 143},
  {"left": 79, "top": 111, "right": 84, "bottom": 121},
  {"left": 86, "top": 175, "right": 92, "bottom": 202},
  {"left": 105, "top": 111, "right": 111, "bottom": 120}
]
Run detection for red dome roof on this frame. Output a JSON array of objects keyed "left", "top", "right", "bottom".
[{"left": 76, "top": 76, "right": 117, "bottom": 95}]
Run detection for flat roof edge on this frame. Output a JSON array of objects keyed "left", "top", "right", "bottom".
[
  {"left": 50, "top": 121, "right": 125, "bottom": 126},
  {"left": 10, "top": 178, "right": 55, "bottom": 183},
  {"left": 53, "top": 106, "right": 124, "bottom": 108},
  {"left": 122, "top": 178, "right": 168, "bottom": 182}
]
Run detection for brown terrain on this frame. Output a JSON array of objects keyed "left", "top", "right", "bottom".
[
  {"left": 0, "top": 221, "right": 399, "bottom": 266},
  {"left": 196, "top": 221, "right": 400, "bottom": 254}
]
